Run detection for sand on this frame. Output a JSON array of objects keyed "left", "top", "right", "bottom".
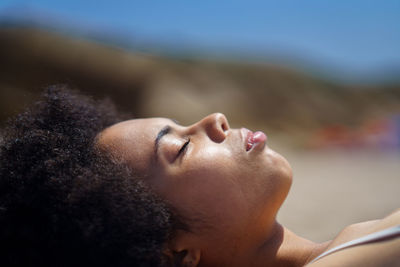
[{"left": 276, "top": 147, "right": 400, "bottom": 242}]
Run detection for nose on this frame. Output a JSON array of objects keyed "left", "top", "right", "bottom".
[{"left": 189, "top": 113, "right": 230, "bottom": 143}]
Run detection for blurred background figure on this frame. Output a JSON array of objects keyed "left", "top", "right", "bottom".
[{"left": 0, "top": 0, "right": 399, "bottom": 242}]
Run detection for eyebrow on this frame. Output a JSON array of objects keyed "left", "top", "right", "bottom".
[{"left": 171, "top": 118, "right": 180, "bottom": 125}]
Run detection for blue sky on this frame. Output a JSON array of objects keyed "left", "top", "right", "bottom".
[{"left": 1, "top": 0, "right": 399, "bottom": 81}]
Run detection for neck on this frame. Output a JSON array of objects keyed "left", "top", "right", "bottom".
[{"left": 252, "top": 222, "right": 330, "bottom": 267}]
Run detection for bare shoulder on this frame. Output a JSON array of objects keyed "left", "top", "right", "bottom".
[
  {"left": 307, "top": 209, "right": 400, "bottom": 267},
  {"left": 307, "top": 237, "right": 400, "bottom": 267},
  {"left": 352, "top": 208, "right": 400, "bottom": 231},
  {"left": 334, "top": 208, "right": 400, "bottom": 245}
]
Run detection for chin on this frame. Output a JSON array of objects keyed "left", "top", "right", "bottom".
[
  {"left": 266, "top": 148, "right": 293, "bottom": 193},
  {"left": 255, "top": 148, "right": 292, "bottom": 219},
  {"left": 266, "top": 146, "right": 291, "bottom": 170}
]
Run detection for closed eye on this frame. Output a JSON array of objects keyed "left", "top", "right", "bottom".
[{"left": 178, "top": 138, "right": 190, "bottom": 157}]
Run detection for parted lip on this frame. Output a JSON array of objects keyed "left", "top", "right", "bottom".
[{"left": 241, "top": 127, "right": 267, "bottom": 152}]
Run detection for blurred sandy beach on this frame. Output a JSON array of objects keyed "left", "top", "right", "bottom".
[{"left": 277, "top": 145, "right": 400, "bottom": 242}]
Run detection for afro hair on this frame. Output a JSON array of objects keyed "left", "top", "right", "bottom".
[{"left": 0, "top": 85, "right": 178, "bottom": 267}]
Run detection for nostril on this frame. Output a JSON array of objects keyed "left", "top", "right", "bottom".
[
  {"left": 216, "top": 113, "right": 229, "bottom": 133},
  {"left": 221, "top": 122, "right": 228, "bottom": 132},
  {"left": 203, "top": 113, "right": 229, "bottom": 142}
]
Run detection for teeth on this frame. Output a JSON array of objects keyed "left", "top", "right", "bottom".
[
  {"left": 246, "top": 132, "right": 254, "bottom": 151},
  {"left": 246, "top": 142, "right": 253, "bottom": 151}
]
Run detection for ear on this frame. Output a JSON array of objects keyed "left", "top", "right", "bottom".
[
  {"left": 164, "top": 231, "right": 201, "bottom": 267},
  {"left": 171, "top": 248, "right": 201, "bottom": 267}
]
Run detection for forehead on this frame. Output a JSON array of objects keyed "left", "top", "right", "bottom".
[{"left": 97, "top": 118, "right": 171, "bottom": 173}]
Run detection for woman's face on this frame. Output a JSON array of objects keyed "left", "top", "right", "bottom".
[{"left": 97, "top": 113, "right": 292, "bottom": 262}]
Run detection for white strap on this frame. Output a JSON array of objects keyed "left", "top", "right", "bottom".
[{"left": 309, "top": 225, "right": 400, "bottom": 264}]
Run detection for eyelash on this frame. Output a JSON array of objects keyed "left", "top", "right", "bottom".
[{"left": 177, "top": 138, "right": 190, "bottom": 157}]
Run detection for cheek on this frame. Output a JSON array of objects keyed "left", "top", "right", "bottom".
[
  {"left": 195, "top": 145, "right": 235, "bottom": 165},
  {"left": 180, "top": 145, "right": 240, "bottom": 182},
  {"left": 163, "top": 147, "right": 249, "bottom": 224},
  {"left": 174, "top": 176, "right": 249, "bottom": 230}
]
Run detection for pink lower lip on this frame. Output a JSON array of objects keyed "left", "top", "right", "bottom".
[
  {"left": 243, "top": 128, "right": 267, "bottom": 151},
  {"left": 252, "top": 131, "right": 267, "bottom": 143}
]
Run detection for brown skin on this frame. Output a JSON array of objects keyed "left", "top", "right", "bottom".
[
  {"left": 97, "top": 113, "right": 320, "bottom": 266},
  {"left": 97, "top": 113, "right": 399, "bottom": 266}
]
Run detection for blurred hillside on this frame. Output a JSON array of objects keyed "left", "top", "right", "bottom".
[{"left": 1, "top": 26, "right": 400, "bottom": 147}]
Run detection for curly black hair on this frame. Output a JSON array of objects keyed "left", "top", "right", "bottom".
[{"left": 0, "top": 85, "right": 179, "bottom": 267}]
